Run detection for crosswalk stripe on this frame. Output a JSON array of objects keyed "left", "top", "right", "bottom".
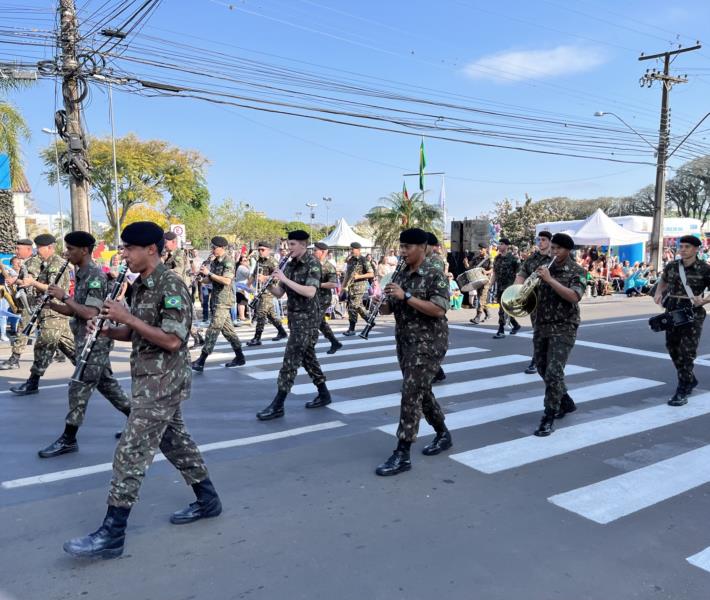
[
  {"left": 549, "top": 444, "right": 710, "bottom": 524},
  {"left": 248, "top": 346, "right": 487, "bottom": 380},
  {"left": 451, "top": 391, "right": 710, "bottom": 474},
  {"left": 377, "top": 377, "right": 664, "bottom": 436},
  {"left": 329, "top": 363, "right": 593, "bottom": 414},
  {"left": 245, "top": 344, "right": 398, "bottom": 368},
  {"left": 687, "top": 546, "right": 710, "bottom": 573}
]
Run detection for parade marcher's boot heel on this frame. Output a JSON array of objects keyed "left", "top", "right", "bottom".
[
  {"left": 170, "top": 479, "right": 222, "bottom": 524},
  {"left": 63, "top": 506, "right": 130, "bottom": 559}
]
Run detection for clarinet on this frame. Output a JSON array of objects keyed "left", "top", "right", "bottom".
[
  {"left": 248, "top": 253, "right": 291, "bottom": 311},
  {"left": 71, "top": 263, "right": 128, "bottom": 383},
  {"left": 21, "top": 259, "right": 71, "bottom": 336},
  {"left": 359, "top": 257, "right": 406, "bottom": 339}
]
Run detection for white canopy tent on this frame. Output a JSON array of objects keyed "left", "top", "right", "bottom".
[
  {"left": 318, "top": 217, "right": 373, "bottom": 249},
  {"left": 569, "top": 209, "right": 649, "bottom": 246}
]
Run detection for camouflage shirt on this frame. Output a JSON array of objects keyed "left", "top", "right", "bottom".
[
  {"left": 661, "top": 258, "right": 710, "bottom": 315},
  {"left": 163, "top": 248, "right": 187, "bottom": 282},
  {"left": 209, "top": 254, "right": 235, "bottom": 307},
  {"left": 253, "top": 255, "right": 279, "bottom": 298},
  {"left": 469, "top": 251, "right": 491, "bottom": 270},
  {"left": 518, "top": 250, "right": 552, "bottom": 280},
  {"left": 282, "top": 251, "right": 321, "bottom": 321},
  {"left": 493, "top": 252, "right": 520, "bottom": 289},
  {"left": 345, "top": 255, "right": 371, "bottom": 293},
  {"left": 70, "top": 260, "right": 107, "bottom": 341},
  {"left": 391, "top": 257, "right": 449, "bottom": 348},
  {"left": 129, "top": 263, "right": 192, "bottom": 407},
  {"left": 534, "top": 255, "right": 586, "bottom": 336},
  {"left": 429, "top": 253, "right": 447, "bottom": 272},
  {"left": 26, "top": 253, "right": 71, "bottom": 320},
  {"left": 318, "top": 260, "right": 338, "bottom": 309}
]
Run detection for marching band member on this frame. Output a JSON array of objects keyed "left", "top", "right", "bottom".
[
  {"left": 342, "top": 242, "right": 374, "bottom": 336},
  {"left": 490, "top": 238, "right": 521, "bottom": 339}
]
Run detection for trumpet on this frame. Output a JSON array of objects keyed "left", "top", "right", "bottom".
[
  {"left": 359, "top": 257, "right": 406, "bottom": 339},
  {"left": 501, "top": 256, "right": 556, "bottom": 318},
  {"left": 71, "top": 263, "right": 128, "bottom": 383},
  {"left": 22, "top": 259, "right": 71, "bottom": 336},
  {"left": 248, "top": 253, "right": 291, "bottom": 311}
]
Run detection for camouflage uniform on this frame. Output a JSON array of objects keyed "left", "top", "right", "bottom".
[
  {"left": 66, "top": 261, "right": 131, "bottom": 427},
  {"left": 344, "top": 255, "right": 371, "bottom": 325},
  {"left": 202, "top": 254, "right": 243, "bottom": 355},
  {"left": 493, "top": 252, "right": 520, "bottom": 330},
  {"left": 163, "top": 248, "right": 188, "bottom": 286},
  {"left": 470, "top": 252, "right": 491, "bottom": 316},
  {"left": 517, "top": 250, "right": 552, "bottom": 328},
  {"left": 318, "top": 259, "right": 339, "bottom": 345},
  {"left": 252, "top": 255, "right": 283, "bottom": 337},
  {"left": 661, "top": 259, "right": 710, "bottom": 392},
  {"left": 8, "top": 257, "right": 34, "bottom": 358},
  {"left": 27, "top": 255, "right": 75, "bottom": 376},
  {"left": 391, "top": 257, "right": 449, "bottom": 442},
  {"left": 532, "top": 256, "right": 585, "bottom": 414},
  {"left": 109, "top": 263, "right": 210, "bottom": 508},
  {"left": 276, "top": 252, "right": 325, "bottom": 394}
]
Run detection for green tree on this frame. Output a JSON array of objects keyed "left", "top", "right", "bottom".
[
  {"left": 666, "top": 156, "right": 710, "bottom": 226},
  {"left": 490, "top": 195, "right": 573, "bottom": 248},
  {"left": 0, "top": 101, "right": 30, "bottom": 252},
  {"left": 366, "top": 191, "right": 443, "bottom": 252}
]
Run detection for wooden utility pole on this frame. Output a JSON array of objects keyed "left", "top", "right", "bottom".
[
  {"left": 59, "top": 0, "right": 91, "bottom": 232},
  {"left": 639, "top": 44, "right": 701, "bottom": 272}
]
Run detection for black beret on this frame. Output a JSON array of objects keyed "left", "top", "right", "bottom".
[
  {"left": 257, "top": 240, "right": 271, "bottom": 248},
  {"left": 679, "top": 235, "right": 701, "bottom": 247},
  {"left": 288, "top": 230, "right": 310, "bottom": 241},
  {"left": 64, "top": 231, "right": 96, "bottom": 248},
  {"left": 551, "top": 233, "right": 575, "bottom": 250},
  {"left": 350, "top": 242, "right": 362, "bottom": 249},
  {"left": 34, "top": 233, "right": 56, "bottom": 246},
  {"left": 121, "top": 221, "right": 164, "bottom": 247},
  {"left": 478, "top": 243, "right": 487, "bottom": 249},
  {"left": 211, "top": 236, "right": 229, "bottom": 248},
  {"left": 538, "top": 230, "right": 552, "bottom": 240},
  {"left": 426, "top": 232, "right": 439, "bottom": 246},
  {"left": 498, "top": 238, "right": 511, "bottom": 246},
  {"left": 163, "top": 231, "right": 177, "bottom": 241},
  {"left": 314, "top": 242, "right": 329, "bottom": 250},
  {"left": 16, "top": 238, "right": 33, "bottom": 246},
  {"left": 399, "top": 228, "right": 428, "bottom": 244}
]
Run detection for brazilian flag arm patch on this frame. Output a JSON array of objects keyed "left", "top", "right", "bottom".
[
  {"left": 164, "top": 295, "right": 182, "bottom": 309},
  {"left": 88, "top": 279, "right": 102, "bottom": 289}
]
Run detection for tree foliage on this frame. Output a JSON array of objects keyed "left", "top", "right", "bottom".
[
  {"left": 490, "top": 195, "right": 573, "bottom": 248},
  {"left": 366, "top": 191, "right": 443, "bottom": 251},
  {"left": 0, "top": 101, "right": 30, "bottom": 183},
  {"left": 666, "top": 156, "right": 710, "bottom": 225}
]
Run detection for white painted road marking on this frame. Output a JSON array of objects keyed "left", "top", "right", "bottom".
[{"left": 687, "top": 546, "right": 710, "bottom": 573}]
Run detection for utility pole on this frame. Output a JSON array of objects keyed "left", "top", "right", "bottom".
[
  {"left": 59, "top": 0, "right": 91, "bottom": 232},
  {"left": 639, "top": 43, "right": 701, "bottom": 272}
]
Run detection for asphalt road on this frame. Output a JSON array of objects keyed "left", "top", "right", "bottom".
[{"left": 2, "top": 298, "right": 710, "bottom": 600}]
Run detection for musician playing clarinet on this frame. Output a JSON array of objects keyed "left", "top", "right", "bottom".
[
  {"left": 37, "top": 231, "right": 131, "bottom": 458},
  {"left": 374, "top": 228, "right": 452, "bottom": 477}
]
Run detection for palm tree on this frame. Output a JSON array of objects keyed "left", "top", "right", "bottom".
[{"left": 366, "top": 191, "right": 443, "bottom": 252}]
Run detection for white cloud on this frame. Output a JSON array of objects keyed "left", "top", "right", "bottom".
[{"left": 462, "top": 45, "right": 607, "bottom": 83}]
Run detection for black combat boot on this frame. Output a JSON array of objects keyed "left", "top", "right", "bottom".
[
  {"left": 38, "top": 424, "right": 79, "bottom": 458},
  {"left": 326, "top": 340, "right": 343, "bottom": 355},
  {"left": 492, "top": 329, "right": 505, "bottom": 340},
  {"left": 224, "top": 348, "right": 246, "bottom": 368},
  {"left": 246, "top": 335, "right": 262, "bottom": 347},
  {"left": 668, "top": 388, "right": 689, "bottom": 407},
  {"left": 170, "top": 479, "right": 223, "bottom": 525},
  {"left": 10, "top": 373, "right": 40, "bottom": 396},
  {"left": 342, "top": 321, "right": 357, "bottom": 336},
  {"left": 555, "top": 393, "right": 577, "bottom": 418},
  {"left": 376, "top": 440, "right": 412, "bottom": 476},
  {"left": 272, "top": 326, "right": 288, "bottom": 342},
  {"left": 0, "top": 353, "right": 20, "bottom": 370},
  {"left": 305, "top": 382, "right": 331, "bottom": 409},
  {"left": 422, "top": 429, "right": 453, "bottom": 456},
  {"left": 63, "top": 506, "right": 130, "bottom": 559},
  {"left": 524, "top": 359, "right": 537, "bottom": 375},
  {"left": 510, "top": 320, "right": 521, "bottom": 335},
  {"left": 433, "top": 367, "right": 446, "bottom": 383},
  {"left": 257, "top": 390, "right": 287, "bottom": 420},
  {"left": 470, "top": 314, "right": 481, "bottom": 324},
  {"left": 190, "top": 351, "right": 208, "bottom": 372},
  {"left": 533, "top": 411, "right": 556, "bottom": 437},
  {"left": 689, "top": 375, "right": 699, "bottom": 393}
]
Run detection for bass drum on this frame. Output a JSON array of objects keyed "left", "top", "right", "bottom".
[{"left": 456, "top": 267, "right": 488, "bottom": 292}]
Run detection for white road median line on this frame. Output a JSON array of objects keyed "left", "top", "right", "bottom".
[
  {"left": 549, "top": 444, "right": 710, "bottom": 525},
  {"left": 687, "top": 546, "right": 710, "bottom": 573},
  {"left": 249, "top": 346, "right": 487, "bottom": 380},
  {"left": 451, "top": 392, "right": 710, "bottom": 474},
  {"left": 0, "top": 420, "right": 347, "bottom": 490},
  {"left": 377, "top": 377, "right": 663, "bottom": 436}
]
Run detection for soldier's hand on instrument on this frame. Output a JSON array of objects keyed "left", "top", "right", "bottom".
[
  {"left": 384, "top": 282, "right": 404, "bottom": 300},
  {"left": 86, "top": 317, "right": 110, "bottom": 337},
  {"left": 101, "top": 299, "right": 131, "bottom": 324},
  {"left": 272, "top": 268, "right": 287, "bottom": 282},
  {"left": 692, "top": 295, "right": 705, "bottom": 307},
  {"left": 199, "top": 265, "right": 210, "bottom": 276},
  {"left": 654, "top": 293, "right": 664, "bottom": 305},
  {"left": 47, "top": 283, "right": 65, "bottom": 300},
  {"left": 536, "top": 266, "right": 551, "bottom": 282}
]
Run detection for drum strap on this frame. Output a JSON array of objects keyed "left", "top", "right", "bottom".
[{"left": 678, "top": 261, "right": 697, "bottom": 301}]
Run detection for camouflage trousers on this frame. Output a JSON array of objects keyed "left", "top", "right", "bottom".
[
  {"left": 277, "top": 318, "right": 325, "bottom": 394},
  {"left": 203, "top": 305, "right": 242, "bottom": 355},
  {"left": 533, "top": 330, "right": 576, "bottom": 413},
  {"left": 475, "top": 283, "right": 490, "bottom": 316},
  {"left": 30, "top": 317, "right": 75, "bottom": 377},
  {"left": 254, "top": 293, "right": 282, "bottom": 337},
  {"left": 318, "top": 305, "right": 338, "bottom": 344},
  {"left": 395, "top": 342, "right": 447, "bottom": 443},
  {"left": 66, "top": 337, "right": 130, "bottom": 427},
  {"left": 108, "top": 403, "right": 209, "bottom": 508},
  {"left": 347, "top": 286, "right": 369, "bottom": 324},
  {"left": 665, "top": 316, "right": 704, "bottom": 391},
  {"left": 9, "top": 306, "right": 31, "bottom": 358}
]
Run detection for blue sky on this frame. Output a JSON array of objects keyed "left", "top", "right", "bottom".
[{"left": 6, "top": 0, "right": 710, "bottom": 230}]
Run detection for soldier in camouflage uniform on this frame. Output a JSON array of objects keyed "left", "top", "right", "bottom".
[
  {"left": 490, "top": 237, "right": 521, "bottom": 339},
  {"left": 342, "top": 241, "right": 374, "bottom": 336},
  {"left": 256, "top": 230, "right": 331, "bottom": 420},
  {"left": 247, "top": 241, "right": 288, "bottom": 346},
  {"left": 190, "top": 236, "right": 246, "bottom": 372},
  {"left": 35, "top": 232, "right": 131, "bottom": 458},
  {"left": 531, "top": 233, "right": 585, "bottom": 437},
  {"left": 375, "top": 228, "right": 451, "bottom": 476},
  {"left": 468, "top": 243, "right": 492, "bottom": 324},
  {"left": 313, "top": 241, "right": 343, "bottom": 355},
  {"left": 426, "top": 232, "right": 447, "bottom": 383},
  {"left": 9, "top": 234, "right": 75, "bottom": 396},
  {"left": 63, "top": 221, "right": 222, "bottom": 560},
  {"left": 654, "top": 235, "right": 710, "bottom": 406},
  {"left": 516, "top": 230, "right": 553, "bottom": 374},
  {"left": 0, "top": 239, "right": 36, "bottom": 370}
]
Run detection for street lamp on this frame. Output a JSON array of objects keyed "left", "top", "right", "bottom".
[
  {"left": 306, "top": 202, "right": 317, "bottom": 240},
  {"left": 322, "top": 196, "right": 332, "bottom": 229},
  {"left": 594, "top": 111, "right": 658, "bottom": 153},
  {"left": 41, "top": 127, "right": 65, "bottom": 239}
]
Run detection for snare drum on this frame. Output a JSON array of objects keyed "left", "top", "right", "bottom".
[{"left": 456, "top": 268, "right": 488, "bottom": 292}]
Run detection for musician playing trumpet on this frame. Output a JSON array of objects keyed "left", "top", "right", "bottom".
[{"left": 36, "top": 231, "right": 131, "bottom": 458}]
